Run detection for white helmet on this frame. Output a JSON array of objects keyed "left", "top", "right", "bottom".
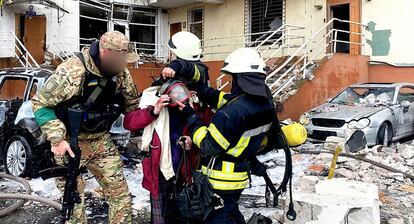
[
  {"left": 221, "top": 48, "right": 266, "bottom": 74},
  {"left": 168, "top": 31, "right": 202, "bottom": 61}
]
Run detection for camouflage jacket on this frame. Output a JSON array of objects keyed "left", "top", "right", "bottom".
[{"left": 32, "top": 46, "right": 140, "bottom": 145}]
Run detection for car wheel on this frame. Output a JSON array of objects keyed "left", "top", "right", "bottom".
[
  {"left": 3, "top": 135, "right": 34, "bottom": 177},
  {"left": 377, "top": 122, "right": 392, "bottom": 146}
]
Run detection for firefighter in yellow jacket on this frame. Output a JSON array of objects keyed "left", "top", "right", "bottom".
[
  {"left": 175, "top": 48, "right": 276, "bottom": 224},
  {"left": 32, "top": 31, "right": 140, "bottom": 224}
]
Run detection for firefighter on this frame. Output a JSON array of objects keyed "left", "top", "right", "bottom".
[
  {"left": 175, "top": 47, "right": 276, "bottom": 224},
  {"left": 162, "top": 31, "right": 209, "bottom": 85}
]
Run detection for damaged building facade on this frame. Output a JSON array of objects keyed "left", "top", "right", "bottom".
[
  {"left": 0, "top": 1, "right": 413, "bottom": 223},
  {"left": 0, "top": 0, "right": 169, "bottom": 65},
  {"left": 1, "top": 0, "right": 414, "bottom": 119},
  {"left": 153, "top": 0, "right": 414, "bottom": 120}
]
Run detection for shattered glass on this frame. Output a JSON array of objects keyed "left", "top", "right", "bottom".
[
  {"left": 14, "top": 100, "right": 35, "bottom": 125},
  {"left": 331, "top": 87, "right": 395, "bottom": 107},
  {"left": 356, "top": 92, "right": 392, "bottom": 107}
]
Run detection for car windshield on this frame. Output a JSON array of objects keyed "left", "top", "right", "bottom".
[{"left": 331, "top": 86, "right": 395, "bottom": 106}]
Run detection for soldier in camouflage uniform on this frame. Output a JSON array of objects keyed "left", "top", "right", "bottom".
[{"left": 32, "top": 31, "right": 141, "bottom": 224}]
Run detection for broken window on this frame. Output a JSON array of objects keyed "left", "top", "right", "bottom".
[
  {"left": 397, "top": 87, "right": 414, "bottom": 103},
  {"left": 112, "top": 4, "right": 129, "bottom": 21},
  {"left": 0, "top": 77, "right": 28, "bottom": 100},
  {"left": 187, "top": 8, "right": 204, "bottom": 41},
  {"left": 78, "top": 1, "right": 160, "bottom": 57},
  {"left": 29, "top": 80, "right": 38, "bottom": 99},
  {"left": 79, "top": 0, "right": 110, "bottom": 49},
  {"left": 129, "top": 7, "right": 157, "bottom": 54},
  {"left": 248, "top": 0, "right": 284, "bottom": 43}
]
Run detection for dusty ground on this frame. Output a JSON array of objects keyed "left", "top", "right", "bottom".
[
  {"left": 0, "top": 159, "right": 283, "bottom": 224},
  {"left": 1, "top": 140, "right": 414, "bottom": 224}
]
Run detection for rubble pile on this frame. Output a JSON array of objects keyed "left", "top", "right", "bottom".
[{"left": 293, "top": 142, "right": 414, "bottom": 223}]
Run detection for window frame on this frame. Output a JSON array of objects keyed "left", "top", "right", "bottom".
[
  {"left": 246, "top": 0, "right": 285, "bottom": 44},
  {"left": 79, "top": 1, "right": 160, "bottom": 57},
  {"left": 396, "top": 86, "right": 414, "bottom": 103},
  {"left": 187, "top": 7, "right": 205, "bottom": 42},
  {"left": 0, "top": 75, "right": 30, "bottom": 101}
]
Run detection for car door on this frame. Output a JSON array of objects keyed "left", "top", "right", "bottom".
[
  {"left": 0, "top": 75, "right": 30, "bottom": 101},
  {"left": 28, "top": 78, "right": 39, "bottom": 100},
  {"left": 395, "top": 86, "right": 414, "bottom": 136},
  {"left": 0, "top": 75, "right": 30, "bottom": 151}
]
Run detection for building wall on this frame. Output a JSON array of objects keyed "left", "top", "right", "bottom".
[
  {"left": 166, "top": 0, "right": 414, "bottom": 64},
  {"left": 129, "top": 64, "right": 164, "bottom": 93},
  {"left": 0, "top": 58, "right": 11, "bottom": 69},
  {"left": 369, "top": 65, "right": 414, "bottom": 84},
  {"left": 0, "top": 1, "right": 80, "bottom": 57},
  {"left": 285, "top": 0, "right": 414, "bottom": 64},
  {"left": 361, "top": 0, "right": 414, "bottom": 64},
  {"left": 278, "top": 53, "right": 370, "bottom": 120},
  {"left": 284, "top": 0, "right": 326, "bottom": 59},
  {"left": 167, "top": 0, "right": 245, "bottom": 61},
  {"left": 157, "top": 9, "right": 171, "bottom": 59},
  {"left": 165, "top": 0, "right": 330, "bottom": 61}
]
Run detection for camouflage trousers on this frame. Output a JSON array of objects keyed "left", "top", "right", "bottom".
[{"left": 55, "top": 133, "right": 132, "bottom": 224}]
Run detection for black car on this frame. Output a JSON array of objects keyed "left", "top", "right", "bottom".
[
  {"left": 0, "top": 68, "right": 54, "bottom": 177},
  {"left": 0, "top": 67, "right": 131, "bottom": 178}
]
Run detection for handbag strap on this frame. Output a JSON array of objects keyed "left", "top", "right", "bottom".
[
  {"left": 173, "top": 138, "right": 190, "bottom": 188},
  {"left": 205, "top": 156, "right": 216, "bottom": 178}
]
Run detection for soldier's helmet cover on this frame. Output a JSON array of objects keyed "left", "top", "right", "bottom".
[{"left": 99, "top": 31, "right": 140, "bottom": 63}]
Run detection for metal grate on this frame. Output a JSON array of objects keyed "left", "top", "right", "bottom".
[
  {"left": 187, "top": 7, "right": 204, "bottom": 42},
  {"left": 249, "top": 0, "right": 284, "bottom": 42},
  {"left": 312, "top": 118, "right": 346, "bottom": 128}
]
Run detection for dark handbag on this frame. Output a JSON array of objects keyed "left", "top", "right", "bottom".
[{"left": 167, "top": 140, "right": 216, "bottom": 222}]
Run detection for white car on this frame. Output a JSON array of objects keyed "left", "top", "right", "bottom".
[{"left": 300, "top": 83, "right": 414, "bottom": 146}]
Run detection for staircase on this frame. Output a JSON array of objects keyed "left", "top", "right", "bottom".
[
  {"left": 49, "top": 34, "right": 76, "bottom": 62},
  {"left": 214, "top": 24, "right": 306, "bottom": 90},
  {"left": 0, "top": 31, "right": 79, "bottom": 70},
  {"left": 0, "top": 31, "right": 40, "bottom": 68},
  {"left": 216, "top": 18, "right": 368, "bottom": 105}
]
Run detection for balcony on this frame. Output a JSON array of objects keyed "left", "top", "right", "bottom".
[{"left": 148, "top": 0, "right": 224, "bottom": 8}]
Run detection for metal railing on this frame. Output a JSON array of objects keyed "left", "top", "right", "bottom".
[
  {"left": 214, "top": 24, "right": 306, "bottom": 90},
  {"left": 203, "top": 25, "right": 305, "bottom": 61},
  {"left": 130, "top": 41, "right": 169, "bottom": 61},
  {"left": 51, "top": 36, "right": 169, "bottom": 64},
  {"left": 51, "top": 34, "right": 76, "bottom": 61},
  {"left": 0, "top": 31, "right": 40, "bottom": 68},
  {"left": 268, "top": 18, "right": 367, "bottom": 99}
]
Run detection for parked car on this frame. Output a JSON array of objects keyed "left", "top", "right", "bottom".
[
  {"left": 0, "top": 67, "right": 131, "bottom": 178},
  {"left": 300, "top": 83, "right": 414, "bottom": 146}
]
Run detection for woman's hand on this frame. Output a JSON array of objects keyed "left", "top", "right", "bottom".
[
  {"left": 153, "top": 94, "right": 170, "bottom": 115},
  {"left": 178, "top": 136, "right": 192, "bottom": 150}
]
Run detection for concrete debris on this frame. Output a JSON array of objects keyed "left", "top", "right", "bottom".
[
  {"left": 315, "top": 104, "right": 339, "bottom": 113},
  {"left": 397, "top": 144, "right": 414, "bottom": 159},
  {"left": 388, "top": 172, "right": 404, "bottom": 182},
  {"left": 293, "top": 141, "right": 414, "bottom": 223},
  {"left": 285, "top": 178, "right": 380, "bottom": 224},
  {"left": 334, "top": 168, "right": 357, "bottom": 179},
  {"left": 323, "top": 136, "right": 345, "bottom": 151},
  {"left": 387, "top": 218, "right": 404, "bottom": 224},
  {"left": 355, "top": 93, "right": 392, "bottom": 107}
]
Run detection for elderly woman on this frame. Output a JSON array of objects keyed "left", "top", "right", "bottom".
[{"left": 124, "top": 80, "right": 197, "bottom": 224}]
